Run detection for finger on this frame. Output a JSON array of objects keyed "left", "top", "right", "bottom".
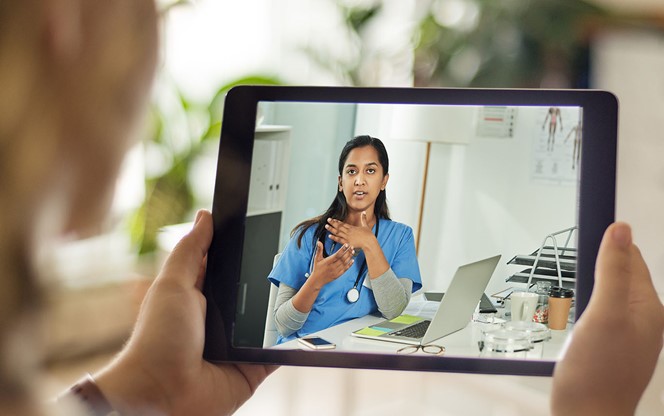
[
  {"left": 339, "top": 245, "right": 354, "bottom": 264},
  {"left": 591, "top": 222, "right": 635, "bottom": 310},
  {"left": 158, "top": 210, "right": 213, "bottom": 289},
  {"left": 334, "top": 252, "right": 352, "bottom": 273},
  {"left": 194, "top": 253, "right": 208, "bottom": 291},
  {"left": 324, "top": 223, "right": 338, "bottom": 235},
  {"left": 333, "top": 253, "right": 354, "bottom": 275},
  {"left": 344, "top": 253, "right": 355, "bottom": 269},
  {"left": 336, "top": 260, "right": 354, "bottom": 276},
  {"left": 328, "top": 233, "right": 347, "bottom": 246},
  {"left": 628, "top": 245, "right": 661, "bottom": 313},
  {"left": 314, "top": 241, "right": 324, "bottom": 263},
  {"left": 331, "top": 244, "right": 353, "bottom": 269},
  {"left": 361, "top": 211, "right": 368, "bottom": 228},
  {"left": 328, "top": 243, "right": 349, "bottom": 259},
  {"left": 328, "top": 218, "right": 347, "bottom": 228},
  {"left": 335, "top": 246, "right": 355, "bottom": 270}
]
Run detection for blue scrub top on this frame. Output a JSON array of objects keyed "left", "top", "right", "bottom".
[{"left": 268, "top": 218, "right": 422, "bottom": 344}]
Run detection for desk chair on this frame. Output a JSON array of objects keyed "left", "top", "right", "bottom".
[{"left": 262, "top": 253, "right": 281, "bottom": 347}]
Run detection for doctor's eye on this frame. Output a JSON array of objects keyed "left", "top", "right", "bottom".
[
  {"left": 346, "top": 168, "right": 357, "bottom": 175},
  {"left": 366, "top": 168, "right": 376, "bottom": 174}
]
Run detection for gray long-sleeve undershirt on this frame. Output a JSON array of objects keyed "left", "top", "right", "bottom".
[{"left": 273, "top": 268, "right": 413, "bottom": 338}]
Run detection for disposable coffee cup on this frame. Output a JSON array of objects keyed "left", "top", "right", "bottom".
[{"left": 548, "top": 287, "right": 574, "bottom": 330}]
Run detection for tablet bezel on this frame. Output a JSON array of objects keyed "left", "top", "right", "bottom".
[{"left": 202, "top": 86, "right": 617, "bottom": 376}]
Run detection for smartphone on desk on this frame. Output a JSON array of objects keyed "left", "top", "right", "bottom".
[{"left": 297, "top": 336, "right": 336, "bottom": 350}]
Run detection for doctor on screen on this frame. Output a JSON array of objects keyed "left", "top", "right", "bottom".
[{"left": 268, "top": 135, "right": 422, "bottom": 344}]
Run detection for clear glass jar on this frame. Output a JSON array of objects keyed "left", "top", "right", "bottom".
[
  {"left": 504, "top": 320, "right": 551, "bottom": 358},
  {"left": 479, "top": 329, "right": 532, "bottom": 359},
  {"left": 533, "top": 281, "right": 552, "bottom": 324}
]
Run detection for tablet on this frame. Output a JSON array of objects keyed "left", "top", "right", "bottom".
[{"left": 203, "top": 86, "right": 617, "bottom": 376}]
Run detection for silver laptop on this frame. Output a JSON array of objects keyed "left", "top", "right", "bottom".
[{"left": 351, "top": 254, "right": 501, "bottom": 345}]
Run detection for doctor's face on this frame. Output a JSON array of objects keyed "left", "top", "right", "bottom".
[{"left": 338, "top": 145, "right": 389, "bottom": 215}]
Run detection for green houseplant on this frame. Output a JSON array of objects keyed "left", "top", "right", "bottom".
[
  {"left": 411, "top": 0, "right": 660, "bottom": 88},
  {"left": 130, "top": 75, "right": 280, "bottom": 254}
]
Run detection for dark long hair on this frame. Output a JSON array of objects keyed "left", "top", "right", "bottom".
[{"left": 292, "top": 135, "right": 391, "bottom": 253}]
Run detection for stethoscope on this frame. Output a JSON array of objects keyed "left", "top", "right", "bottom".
[{"left": 305, "top": 219, "right": 380, "bottom": 303}]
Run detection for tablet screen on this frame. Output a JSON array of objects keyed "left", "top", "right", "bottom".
[{"left": 203, "top": 87, "right": 617, "bottom": 376}]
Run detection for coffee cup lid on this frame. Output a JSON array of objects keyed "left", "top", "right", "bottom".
[{"left": 549, "top": 286, "right": 574, "bottom": 298}]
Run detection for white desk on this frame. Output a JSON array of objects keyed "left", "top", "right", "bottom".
[{"left": 274, "top": 296, "right": 571, "bottom": 360}]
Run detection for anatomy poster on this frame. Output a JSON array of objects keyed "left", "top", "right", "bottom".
[{"left": 531, "top": 107, "right": 582, "bottom": 185}]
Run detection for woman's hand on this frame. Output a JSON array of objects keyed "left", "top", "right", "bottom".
[
  {"left": 94, "top": 210, "right": 277, "bottom": 416},
  {"left": 326, "top": 212, "right": 376, "bottom": 251},
  {"left": 551, "top": 222, "right": 664, "bottom": 416},
  {"left": 326, "top": 212, "right": 389, "bottom": 279},
  {"left": 291, "top": 239, "right": 355, "bottom": 313},
  {"left": 308, "top": 240, "right": 355, "bottom": 287}
]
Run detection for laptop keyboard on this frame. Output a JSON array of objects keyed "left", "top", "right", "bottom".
[{"left": 390, "top": 320, "right": 431, "bottom": 339}]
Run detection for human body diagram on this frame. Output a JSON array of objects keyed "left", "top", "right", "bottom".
[{"left": 542, "top": 107, "right": 563, "bottom": 151}]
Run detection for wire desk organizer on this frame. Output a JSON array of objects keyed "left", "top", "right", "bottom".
[{"left": 506, "top": 226, "right": 577, "bottom": 288}]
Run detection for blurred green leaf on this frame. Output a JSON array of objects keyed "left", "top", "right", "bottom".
[
  {"left": 206, "top": 75, "right": 282, "bottom": 130},
  {"left": 130, "top": 74, "right": 282, "bottom": 254},
  {"left": 414, "top": 0, "right": 615, "bottom": 88},
  {"left": 344, "top": 4, "right": 382, "bottom": 33}
]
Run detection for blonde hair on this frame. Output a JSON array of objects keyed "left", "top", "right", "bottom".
[
  {"left": 0, "top": 0, "right": 158, "bottom": 408},
  {"left": 0, "top": 1, "right": 49, "bottom": 400}
]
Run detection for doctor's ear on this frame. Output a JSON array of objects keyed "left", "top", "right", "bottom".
[
  {"left": 338, "top": 176, "right": 342, "bottom": 192},
  {"left": 381, "top": 173, "right": 389, "bottom": 190}
]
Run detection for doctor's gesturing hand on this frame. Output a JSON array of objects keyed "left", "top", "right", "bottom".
[
  {"left": 326, "top": 212, "right": 376, "bottom": 250},
  {"left": 310, "top": 241, "right": 355, "bottom": 286},
  {"left": 291, "top": 240, "right": 355, "bottom": 313},
  {"left": 326, "top": 211, "right": 390, "bottom": 279}
]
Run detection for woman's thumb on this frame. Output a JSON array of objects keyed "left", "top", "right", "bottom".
[{"left": 314, "top": 240, "right": 323, "bottom": 261}]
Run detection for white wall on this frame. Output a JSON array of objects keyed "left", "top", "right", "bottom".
[
  {"left": 161, "top": 0, "right": 417, "bottom": 101},
  {"left": 356, "top": 104, "right": 579, "bottom": 296},
  {"left": 263, "top": 102, "right": 356, "bottom": 249},
  {"left": 589, "top": 32, "right": 664, "bottom": 414},
  {"left": 592, "top": 29, "right": 664, "bottom": 294},
  {"left": 275, "top": 0, "right": 417, "bottom": 86},
  {"left": 162, "top": 1, "right": 278, "bottom": 102}
]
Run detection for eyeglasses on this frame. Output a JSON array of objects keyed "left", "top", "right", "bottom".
[
  {"left": 396, "top": 344, "right": 445, "bottom": 355},
  {"left": 473, "top": 314, "right": 504, "bottom": 324}
]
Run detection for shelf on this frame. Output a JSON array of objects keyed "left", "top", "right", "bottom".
[
  {"left": 506, "top": 274, "right": 576, "bottom": 289},
  {"left": 507, "top": 267, "right": 576, "bottom": 283},
  {"left": 507, "top": 254, "right": 576, "bottom": 271},
  {"left": 255, "top": 125, "right": 292, "bottom": 134},
  {"left": 506, "top": 227, "right": 578, "bottom": 288},
  {"left": 247, "top": 207, "right": 283, "bottom": 217},
  {"left": 248, "top": 125, "right": 291, "bottom": 213},
  {"left": 510, "top": 266, "right": 575, "bottom": 279}
]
